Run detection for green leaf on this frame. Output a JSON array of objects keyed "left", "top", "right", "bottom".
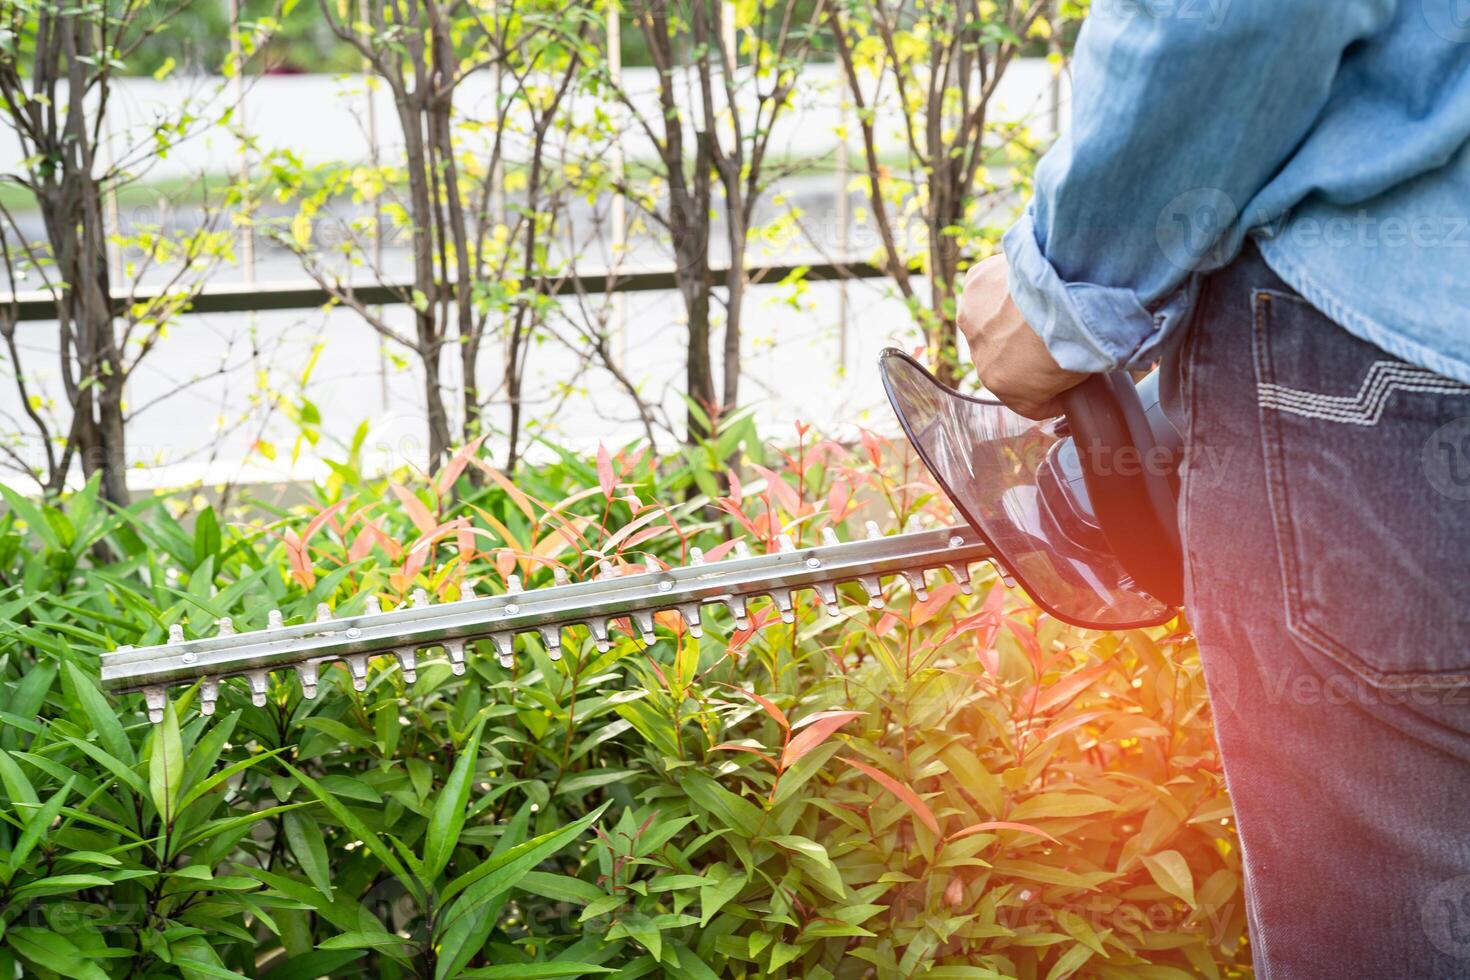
[
  {"left": 148, "top": 700, "right": 184, "bottom": 826},
  {"left": 10, "top": 778, "right": 72, "bottom": 871},
  {"left": 699, "top": 868, "right": 746, "bottom": 927},
  {"left": 63, "top": 662, "right": 132, "bottom": 764},
  {"left": 318, "top": 931, "right": 412, "bottom": 951},
  {"left": 178, "top": 745, "right": 285, "bottom": 812},
  {"left": 61, "top": 736, "right": 150, "bottom": 799},
  {"left": 0, "top": 750, "right": 40, "bottom": 813},
  {"left": 515, "top": 871, "right": 606, "bottom": 905},
  {"left": 5, "top": 927, "right": 110, "bottom": 980},
  {"left": 1141, "top": 849, "right": 1196, "bottom": 907},
  {"left": 283, "top": 810, "right": 333, "bottom": 899},
  {"left": 1009, "top": 792, "right": 1118, "bottom": 822},
  {"left": 193, "top": 506, "right": 221, "bottom": 568},
  {"left": 1044, "top": 942, "right": 1094, "bottom": 980},
  {"left": 458, "top": 966, "right": 616, "bottom": 979},
  {"left": 12, "top": 873, "right": 114, "bottom": 899},
  {"left": 675, "top": 771, "right": 766, "bottom": 836},
  {"left": 621, "top": 912, "right": 661, "bottom": 961},
  {"left": 424, "top": 720, "right": 485, "bottom": 880},
  {"left": 436, "top": 802, "right": 610, "bottom": 979},
  {"left": 277, "top": 760, "right": 420, "bottom": 899},
  {"left": 670, "top": 942, "right": 721, "bottom": 980}
]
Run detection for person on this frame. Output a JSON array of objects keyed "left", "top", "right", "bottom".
[{"left": 955, "top": 3, "right": 1470, "bottom": 978}]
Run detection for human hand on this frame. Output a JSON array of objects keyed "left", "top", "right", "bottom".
[{"left": 956, "top": 255, "right": 1088, "bottom": 420}]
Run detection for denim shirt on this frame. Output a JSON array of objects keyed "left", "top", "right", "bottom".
[{"left": 1003, "top": 0, "right": 1470, "bottom": 383}]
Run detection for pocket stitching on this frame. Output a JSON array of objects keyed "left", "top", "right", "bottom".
[{"left": 1251, "top": 290, "right": 1470, "bottom": 689}]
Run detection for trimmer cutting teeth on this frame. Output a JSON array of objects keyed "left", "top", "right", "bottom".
[
  {"left": 102, "top": 349, "right": 1189, "bottom": 722},
  {"left": 102, "top": 524, "right": 992, "bottom": 722}
]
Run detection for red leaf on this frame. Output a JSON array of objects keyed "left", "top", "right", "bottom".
[
  {"left": 725, "top": 468, "right": 743, "bottom": 506},
  {"left": 751, "top": 464, "right": 801, "bottom": 515},
  {"left": 729, "top": 687, "right": 790, "bottom": 731},
  {"left": 434, "top": 434, "right": 487, "bottom": 496},
  {"left": 841, "top": 756, "right": 941, "bottom": 836},
  {"left": 394, "top": 546, "right": 427, "bottom": 590},
  {"left": 621, "top": 525, "right": 671, "bottom": 551},
  {"left": 781, "top": 710, "right": 864, "bottom": 772},
  {"left": 911, "top": 582, "right": 961, "bottom": 627},
  {"left": 1040, "top": 709, "right": 1110, "bottom": 744},
  {"left": 703, "top": 539, "right": 739, "bottom": 562},
  {"left": 727, "top": 607, "right": 777, "bottom": 655},
  {"left": 1006, "top": 618, "right": 1044, "bottom": 676},
  {"left": 280, "top": 528, "right": 315, "bottom": 590},
  {"left": 859, "top": 428, "right": 883, "bottom": 468},
  {"left": 473, "top": 461, "right": 540, "bottom": 521},
  {"left": 790, "top": 707, "right": 863, "bottom": 731},
  {"left": 874, "top": 612, "right": 900, "bottom": 637},
  {"left": 596, "top": 442, "right": 616, "bottom": 500},
  {"left": 712, "top": 743, "right": 779, "bottom": 770},
  {"left": 947, "top": 820, "right": 1059, "bottom": 845},
  {"left": 826, "top": 479, "right": 852, "bottom": 523},
  {"left": 713, "top": 498, "right": 762, "bottom": 539},
  {"left": 301, "top": 501, "right": 346, "bottom": 549},
  {"left": 456, "top": 522, "right": 477, "bottom": 564},
  {"left": 618, "top": 446, "right": 648, "bottom": 478},
  {"left": 391, "top": 484, "right": 438, "bottom": 536},
  {"left": 944, "top": 874, "right": 966, "bottom": 909},
  {"left": 347, "top": 529, "right": 373, "bottom": 563},
  {"left": 1032, "top": 663, "right": 1111, "bottom": 715}
]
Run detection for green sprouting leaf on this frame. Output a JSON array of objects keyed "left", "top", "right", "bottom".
[{"left": 148, "top": 700, "right": 184, "bottom": 826}]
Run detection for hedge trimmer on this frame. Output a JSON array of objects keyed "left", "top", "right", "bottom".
[{"left": 104, "top": 351, "right": 1186, "bottom": 721}]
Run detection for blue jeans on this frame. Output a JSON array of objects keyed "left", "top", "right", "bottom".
[{"left": 1163, "top": 243, "right": 1470, "bottom": 979}]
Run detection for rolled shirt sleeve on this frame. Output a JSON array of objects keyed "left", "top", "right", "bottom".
[{"left": 1005, "top": 0, "right": 1397, "bottom": 373}]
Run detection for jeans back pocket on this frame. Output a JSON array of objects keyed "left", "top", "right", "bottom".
[{"left": 1252, "top": 288, "right": 1470, "bottom": 687}]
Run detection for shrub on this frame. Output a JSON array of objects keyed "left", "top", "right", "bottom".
[{"left": 0, "top": 425, "right": 1250, "bottom": 978}]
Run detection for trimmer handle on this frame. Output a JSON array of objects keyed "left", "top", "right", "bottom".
[{"left": 1060, "top": 372, "right": 1184, "bottom": 605}]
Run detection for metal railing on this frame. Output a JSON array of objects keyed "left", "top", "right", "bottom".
[{"left": 3, "top": 259, "right": 892, "bottom": 323}]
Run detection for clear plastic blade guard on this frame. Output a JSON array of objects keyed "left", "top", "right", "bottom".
[{"left": 880, "top": 349, "right": 1173, "bottom": 629}]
